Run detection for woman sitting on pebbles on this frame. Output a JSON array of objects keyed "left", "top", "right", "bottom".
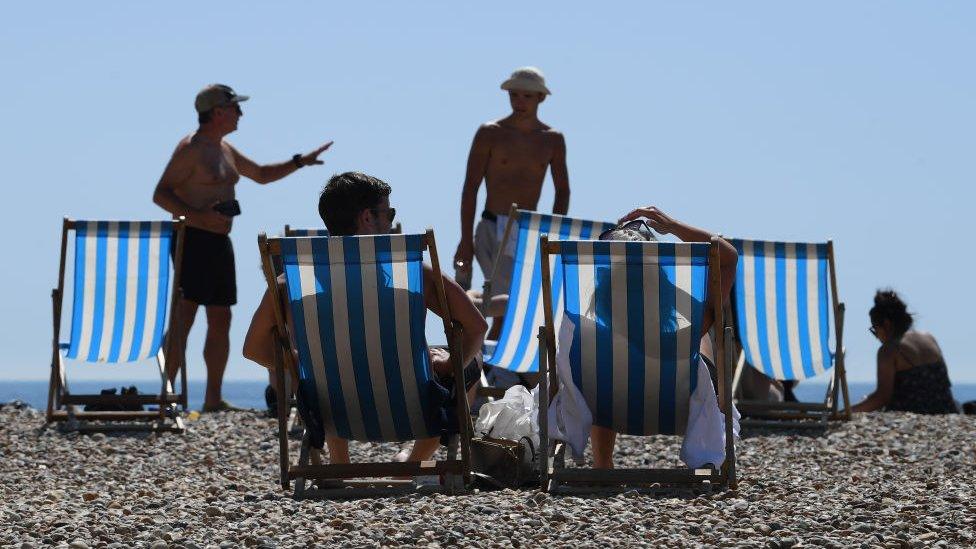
[{"left": 852, "top": 290, "right": 958, "bottom": 414}]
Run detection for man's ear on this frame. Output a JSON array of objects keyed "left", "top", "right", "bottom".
[
  {"left": 538, "top": 93, "right": 547, "bottom": 104},
  {"left": 356, "top": 208, "right": 373, "bottom": 231}
]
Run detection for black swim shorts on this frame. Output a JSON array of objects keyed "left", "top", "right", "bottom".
[{"left": 175, "top": 226, "right": 237, "bottom": 306}]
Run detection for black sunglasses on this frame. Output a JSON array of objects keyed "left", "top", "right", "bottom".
[
  {"left": 598, "top": 219, "right": 656, "bottom": 241},
  {"left": 868, "top": 326, "right": 878, "bottom": 336},
  {"left": 370, "top": 207, "right": 396, "bottom": 222}
]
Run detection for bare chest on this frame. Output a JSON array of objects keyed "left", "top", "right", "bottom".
[
  {"left": 489, "top": 133, "right": 554, "bottom": 172},
  {"left": 193, "top": 145, "right": 240, "bottom": 187}
]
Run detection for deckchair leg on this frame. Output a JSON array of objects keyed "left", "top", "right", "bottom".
[
  {"left": 723, "top": 327, "right": 737, "bottom": 490},
  {"left": 537, "top": 327, "right": 552, "bottom": 492},
  {"left": 731, "top": 350, "right": 746, "bottom": 400},
  {"left": 294, "top": 435, "right": 310, "bottom": 499}
]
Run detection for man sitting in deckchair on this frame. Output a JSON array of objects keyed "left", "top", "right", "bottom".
[
  {"left": 244, "top": 172, "right": 488, "bottom": 465},
  {"left": 588, "top": 205, "right": 739, "bottom": 469}
]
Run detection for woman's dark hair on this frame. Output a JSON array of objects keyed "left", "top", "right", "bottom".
[
  {"left": 869, "top": 289, "right": 913, "bottom": 338},
  {"left": 318, "top": 172, "right": 392, "bottom": 235}
]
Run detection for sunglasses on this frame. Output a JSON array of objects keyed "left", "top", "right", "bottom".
[
  {"left": 868, "top": 326, "right": 878, "bottom": 336},
  {"left": 219, "top": 102, "right": 242, "bottom": 115},
  {"left": 598, "top": 219, "right": 656, "bottom": 241},
  {"left": 370, "top": 207, "right": 396, "bottom": 222}
]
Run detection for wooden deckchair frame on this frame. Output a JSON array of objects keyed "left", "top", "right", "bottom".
[
  {"left": 730, "top": 240, "right": 851, "bottom": 428},
  {"left": 47, "top": 217, "right": 187, "bottom": 433},
  {"left": 258, "top": 229, "right": 473, "bottom": 499},
  {"left": 537, "top": 236, "right": 737, "bottom": 492}
]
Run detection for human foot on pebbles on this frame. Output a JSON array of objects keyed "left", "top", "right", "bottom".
[{"left": 1, "top": 404, "right": 973, "bottom": 547}]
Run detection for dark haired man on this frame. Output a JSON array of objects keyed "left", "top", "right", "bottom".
[
  {"left": 243, "top": 172, "right": 488, "bottom": 466},
  {"left": 153, "top": 83, "right": 333, "bottom": 412},
  {"left": 454, "top": 67, "right": 570, "bottom": 338}
]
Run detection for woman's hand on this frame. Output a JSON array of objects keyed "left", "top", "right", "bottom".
[
  {"left": 429, "top": 347, "right": 453, "bottom": 377},
  {"left": 618, "top": 206, "right": 678, "bottom": 235}
]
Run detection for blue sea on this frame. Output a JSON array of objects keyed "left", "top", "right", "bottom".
[{"left": 3, "top": 380, "right": 975, "bottom": 412}]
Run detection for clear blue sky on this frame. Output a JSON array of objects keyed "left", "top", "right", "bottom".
[{"left": 1, "top": 2, "right": 972, "bottom": 384}]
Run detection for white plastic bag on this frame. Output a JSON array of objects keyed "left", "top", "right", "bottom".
[
  {"left": 474, "top": 385, "right": 540, "bottom": 448},
  {"left": 679, "top": 358, "right": 741, "bottom": 468}
]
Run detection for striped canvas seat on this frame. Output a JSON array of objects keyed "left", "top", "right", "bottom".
[
  {"left": 486, "top": 211, "right": 615, "bottom": 374},
  {"left": 279, "top": 234, "right": 440, "bottom": 442},
  {"left": 730, "top": 239, "right": 833, "bottom": 381},
  {"left": 556, "top": 241, "right": 709, "bottom": 436},
  {"left": 48, "top": 218, "right": 185, "bottom": 433},
  {"left": 66, "top": 221, "right": 174, "bottom": 363}
]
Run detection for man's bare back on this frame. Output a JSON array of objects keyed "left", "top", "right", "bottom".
[{"left": 480, "top": 118, "right": 566, "bottom": 214}]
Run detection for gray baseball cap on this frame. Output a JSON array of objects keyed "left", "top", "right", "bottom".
[{"left": 194, "top": 84, "right": 249, "bottom": 113}]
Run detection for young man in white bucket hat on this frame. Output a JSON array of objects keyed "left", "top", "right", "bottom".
[{"left": 454, "top": 67, "right": 571, "bottom": 339}]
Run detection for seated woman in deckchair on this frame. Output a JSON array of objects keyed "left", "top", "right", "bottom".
[
  {"left": 852, "top": 290, "right": 958, "bottom": 414},
  {"left": 590, "top": 205, "right": 739, "bottom": 469}
]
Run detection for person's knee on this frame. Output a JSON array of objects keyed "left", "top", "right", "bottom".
[{"left": 205, "top": 307, "right": 232, "bottom": 332}]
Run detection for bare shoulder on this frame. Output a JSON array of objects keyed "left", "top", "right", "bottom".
[
  {"left": 542, "top": 127, "right": 565, "bottom": 145},
  {"left": 476, "top": 121, "right": 504, "bottom": 139}
]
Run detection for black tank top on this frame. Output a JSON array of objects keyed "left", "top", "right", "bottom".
[{"left": 886, "top": 354, "right": 958, "bottom": 415}]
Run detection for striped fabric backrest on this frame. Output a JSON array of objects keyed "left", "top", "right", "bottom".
[
  {"left": 66, "top": 221, "right": 174, "bottom": 363},
  {"left": 730, "top": 239, "right": 833, "bottom": 381},
  {"left": 487, "top": 211, "right": 615, "bottom": 373},
  {"left": 285, "top": 227, "right": 330, "bottom": 237},
  {"left": 279, "top": 234, "right": 437, "bottom": 442},
  {"left": 556, "top": 241, "right": 709, "bottom": 436}
]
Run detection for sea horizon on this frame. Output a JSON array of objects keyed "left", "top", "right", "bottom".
[{"left": 5, "top": 379, "right": 975, "bottom": 413}]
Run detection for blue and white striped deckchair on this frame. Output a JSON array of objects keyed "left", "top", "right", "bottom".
[
  {"left": 48, "top": 218, "right": 187, "bottom": 433},
  {"left": 538, "top": 237, "right": 736, "bottom": 491},
  {"left": 484, "top": 208, "right": 615, "bottom": 377},
  {"left": 258, "top": 230, "right": 471, "bottom": 498},
  {"left": 729, "top": 239, "right": 849, "bottom": 425}
]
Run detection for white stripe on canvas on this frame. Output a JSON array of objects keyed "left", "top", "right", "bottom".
[
  {"left": 137, "top": 222, "right": 163, "bottom": 360},
  {"left": 391, "top": 237, "right": 427, "bottom": 439},
  {"left": 76, "top": 221, "right": 99, "bottom": 360},
  {"left": 784, "top": 244, "right": 803, "bottom": 378},
  {"left": 96, "top": 222, "right": 120, "bottom": 361},
  {"left": 576, "top": 242, "right": 598, "bottom": 413},
  {"left": 642, "top": 244, "right": 661, "bottom": 435},
  {"left": 296, "top": 238, "right": 336, "bottom": 437},
  {"left": 806, "top": 243, "right": 826, "bottom": 375},
  {"left": 673, "top": 249, "right": 693, "bottom": 434}
]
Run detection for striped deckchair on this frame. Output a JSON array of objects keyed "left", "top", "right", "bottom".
[
  {"left": 480, "top": 206, "right": 614, "bottom": 395},
  {"left": 537, "top": 236, "right": 736, "bottom": 492},
  {"left": 729, "top": 239, "right": 850, "bottom": 427},
  {"left": 48, "top": 218, "right": 187, "bottom": 433},
  {"left": 257, "top": 229, "right": 472, "bottom": 498}
]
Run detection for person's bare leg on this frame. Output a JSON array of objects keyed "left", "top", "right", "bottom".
[
  {"left": 405, "top": 436, "right": 441, "bottom": 463},
  {"left": 591, "top": 425, "right": 617, "bottom": 469},
  {"left": 166, "top": 299, "right": 199, "bottom": 384},
  {"left": 202, "top": 305, "right": 231, "bottom": 409},
  {"left": 326, "top": 437, "right": 349, "bottom": 464}
]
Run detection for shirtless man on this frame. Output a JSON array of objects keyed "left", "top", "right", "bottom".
[
  {"left": 152, "top": 84, "right": 332, "bottom": 412},
  {"left": 454, "top": 67, "right": 570, "bottom": 338}
]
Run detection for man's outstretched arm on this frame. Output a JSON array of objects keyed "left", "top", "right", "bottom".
[
  {"left": 551, "top": 133, "right": 570, "bottom": 215},
  {"left": 454, "top": 127, "right": 491, "bottom": 269},
  {"left": 231, "top": 141, "right": 333, "bottom": 185}
]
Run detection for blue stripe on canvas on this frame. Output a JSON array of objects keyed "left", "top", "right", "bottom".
[
  {"left": 593, "top": 256, "right": 613, "bottom": 429},
  {"left": 405, "top": 243, "right": 434, "bottom": 436},
  {"left": 752, "top": 247, "right": 773, "bottom": 378},
  {"left": 373, "top": 237, "right": 412, "bottom": 440},
  {"left": 625, "top": 243, "right": 645, "bottom": 434},
  {"left": 688, "top": 247, "right": 705, "bottom": 396},
  {"left": 657, "top": 242, "right": 678, "bottom": 435},
  {"left": 773, "top": 242, "right": 794, "bottom": 379},
  {"left": 67, "top": 224, "right": 88, "bottom": 360},
  {"left": 86, "top": 221, "right": 108, "bottom": 362},
  {"left": 731, "top": 240, "right": 754, "bottom": 368},
  {"left": 311, "top": 237, "right": 353, "bottom": 439},
  {"left": 127, "top": 222, "right": 151, "bottom": 362},
  {"left": 341, "top": 238, "right": 382, "bottom": 441},
  {"left": 563, "top": 256, "right": 583, "bottom": 390}
]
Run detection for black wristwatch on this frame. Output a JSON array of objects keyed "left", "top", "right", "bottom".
[{"left": 292, "top": 154, "right": 304, "bottom": 168}]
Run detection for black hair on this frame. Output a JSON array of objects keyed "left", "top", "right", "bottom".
[
  {"left": 869, "top": 289, "right": 914, "bottom": 338},
  {"left": 318, "top": 172, "right": 392, "bottom": 236},
  {"left": 198, "top": 109, "right": 214, "bottom": 125}
]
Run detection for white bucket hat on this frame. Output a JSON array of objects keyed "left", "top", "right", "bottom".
[{"left": 500, "top": 66, "right": 551, "bottom": 95}]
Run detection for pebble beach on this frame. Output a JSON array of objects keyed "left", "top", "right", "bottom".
[{"left": 1, "top": 403, "right": 973, "bottom": 548}]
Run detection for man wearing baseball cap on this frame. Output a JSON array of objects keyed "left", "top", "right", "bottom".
[
  {"left": 152, "top": 83, "right": 333, "bottom": 412},
  {"left": 454, "top": 66, "right": 571, "bottom": 339}
]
